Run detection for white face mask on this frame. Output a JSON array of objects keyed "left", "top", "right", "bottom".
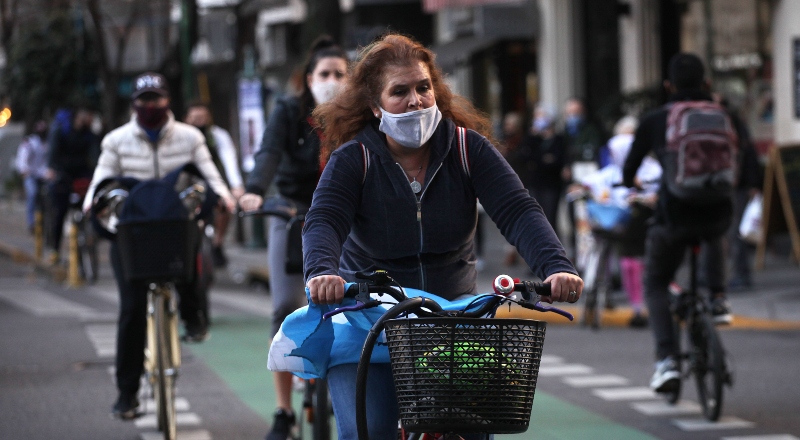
[
  {"left": 310, "top": 81, "right": 342, "bottom": 105},
  {"left": 378, "top": 104, "right": 442, "bottom": 149}
]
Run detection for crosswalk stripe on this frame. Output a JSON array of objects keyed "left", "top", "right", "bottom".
[
  {"left": 134, "top": 412, "right": 202, "bottom": 428},
  {"left": 85, "top": 324, "right": 116, "bottom": 358},
  {"left": 563, "top": 374, "right": 629, "bottom": 387},
  {"left": 672, "top": 416, "right": 755, "bottom": 431},
  {"left": 0, "top": 287, "right": 101, "bottom": 318},
  {"left": 539, "top": 354, "right": 564, "bottom": 364},
  {"left": 538, "top": 364, "right": 593, "bottom": 376},
  {"left": 140, "top": 397, "right": 190, "bottom": 413},
  {"left": 140, "top": 429, "right": 212, "bottom": 440},
  {"left": 721, "top": 435, "right": 800, "bottom": 440},
  {"left": 592, "top": 387, "right": 658, "bottom": 401},
  {"left": 631, "top": 400, "right": 702, "bottom": 416}
]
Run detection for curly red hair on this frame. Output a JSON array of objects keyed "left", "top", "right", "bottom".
[{"left": 312, "top": 32, "right": 496, "bottom": 157}]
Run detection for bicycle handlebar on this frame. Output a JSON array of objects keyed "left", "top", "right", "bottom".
[
  {"left": 322, "top": 270, "right": 574, "bottom": 321},
  {"left": 237, "top": 208, "right": 299, "bottom": 222},
  {"left": 237, "top": 197, "right": 306, "bottom": 222}
]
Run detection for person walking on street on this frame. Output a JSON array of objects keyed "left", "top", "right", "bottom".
[
  {"left": 623, "top": 53, "right": 744, "bottom": 394},
  {"left": 82, "top": 72, "right": 235, "bottom": 420},
  {"left": 44, "top": 106, "right": 100, "bottom": 264},
  {"left": 301, "top": 32, "right": 583, "bottom": 440},
  {"left": 604, "top": 115, "right": 656, "bottom": 328},
  {"left": 524, "top": 106, "right": 568, "bottom": 234},
  {"left": 238, "top": 36, "right": 349, "bottom": 440},
  {"left": 561, "top": 97, "right": 604, "bottom": 262},
  {"left": 15, "top": 120, "right": 50, "bottom": 234},
  {"left": 185, "top": 101, "right": 245, "bottom": 267}
]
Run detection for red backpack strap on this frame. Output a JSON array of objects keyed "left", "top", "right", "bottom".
[{"left": 456, "top": 126, "right": 470, "bottom": 178}]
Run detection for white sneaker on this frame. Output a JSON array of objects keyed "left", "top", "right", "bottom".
[{"left": 650, "top": 356, "right": 680, "bottom": 393}]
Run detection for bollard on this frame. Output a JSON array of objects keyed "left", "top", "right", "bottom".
[
  {"left": 67, "top": 221, "right": 83, "bottom": 288},
  {"left": 33, "top": 210, "right": 43, "bottom": 261}
]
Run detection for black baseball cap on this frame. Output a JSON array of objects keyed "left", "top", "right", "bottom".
[{"left": 131, "top": 72, "right": 169, "bottom": 99}]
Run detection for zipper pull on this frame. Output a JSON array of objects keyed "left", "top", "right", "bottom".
[{"left": 416, "top": 200, "right": 422, "bottom": 222}]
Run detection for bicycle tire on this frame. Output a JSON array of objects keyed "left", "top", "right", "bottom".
[
  {"left": 581, "top": 245, "right": 601, "bottom": 328},
  {"left": 78, "top": 219, "right": 98, "bottom": 283},
  {"left": 154, "top": 293, "right": 177, "bottom": 440},
  {"left": 311, "top": 378, "right": 331, "bottom": 440},
  {"left": 691, "top": 313, "right": 726, "bottom": 421},
  {"left": 582, "top": 240, "right": 610, "bottom": 330},
  {"left": 663, "top": 318, "right": 682, "bottom": 405}
]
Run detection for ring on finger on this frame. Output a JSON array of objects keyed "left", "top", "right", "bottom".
[{"left": 568, "top": 290, "right": 577, "bottom": 300}]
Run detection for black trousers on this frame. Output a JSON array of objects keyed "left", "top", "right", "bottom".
[
  {"left": 643, "top": 220, "right": 729, "bottom": 360},
  {"left": 48, "top": 173, "right": 92, "bottom": 252},
  {"left": 110, "top": 241, "right": 207, "bottom": 396}
]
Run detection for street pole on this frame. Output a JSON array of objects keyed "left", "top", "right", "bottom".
[
  {"left": 180, "top": 0, "right": 194, "bottom": 105},
  {"left": 703, "top": 0, "right": 715, "bottom": 82}
]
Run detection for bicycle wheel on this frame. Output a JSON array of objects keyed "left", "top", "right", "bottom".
[
  {"left": 311, "top": 378, "right": 331, "bottom": 440},
  {"left": 77, "top": 218, "right": 98, "bottom": 283},
  {"left": 663, "top": 321, "right": 682, "bottom": 405},
  {"left": 154, "top": 293, "right": 177, "bottom": 440},
  {"left": 581, "top": 246, "right": 601, "bottom": 328},
  {"left": 690, "top": 313, "right": 726, "bottom": 421}
]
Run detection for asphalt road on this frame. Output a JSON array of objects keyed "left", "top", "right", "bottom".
[{"left": 1, "top": 253, "right": 799, "bottom": 440}]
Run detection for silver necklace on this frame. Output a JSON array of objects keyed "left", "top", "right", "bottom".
[{"left": 406, "top": 166, "right": 423, "bottom": 194}]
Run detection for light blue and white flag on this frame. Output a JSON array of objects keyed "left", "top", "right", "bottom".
[{"left": 267, "top": 287, "right": 498, "bottom": 379}]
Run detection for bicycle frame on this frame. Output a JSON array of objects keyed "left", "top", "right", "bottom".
[
  {"left": 144, "top": 282, "right": 181, "bottom": 440},
  {"left": 67, "top": 178, "right": 98, "bottom": 287},
  {"left": 667, "top": 244, "right": 731, "bottom": 421},
  {"left": 581, "top": 231, "right": 615, "bottom": 329}
]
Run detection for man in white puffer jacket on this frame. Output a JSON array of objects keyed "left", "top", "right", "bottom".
[{"left": 83, "top": 72, "right": 235, "bottom": 421}]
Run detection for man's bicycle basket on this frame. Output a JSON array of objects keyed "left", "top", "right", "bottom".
[
  {"left": 384, "top": 317, "right": 547, "bottom": 434},
  {"left": 116, "top": 219, "right": 199, "bottom": 284}
]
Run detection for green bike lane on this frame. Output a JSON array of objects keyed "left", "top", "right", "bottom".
[{"left": 188, "top": 314, "right": 658, "bottom": 440}]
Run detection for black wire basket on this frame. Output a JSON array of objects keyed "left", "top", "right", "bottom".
[
  {"left": 384, "top": 317, "right": 547, "bottom": 434},
  {"left": 116, "top": 219, "right": 199, "bottom": 284}
]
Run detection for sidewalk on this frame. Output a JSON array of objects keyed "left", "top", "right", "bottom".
[{"left": 1, "top": 197, "right": 798, "bottom": 328}]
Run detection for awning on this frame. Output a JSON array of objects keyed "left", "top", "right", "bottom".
[
  {"left": 431, "top": 36, "right": 497, "bottom": 69},
  {"left": 423, "top": 0, "right": 521, "bottom": 13}
]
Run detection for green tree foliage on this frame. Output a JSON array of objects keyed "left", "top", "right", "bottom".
[{"left": 3, "top": 8, "right": 99, "bottom": 122}]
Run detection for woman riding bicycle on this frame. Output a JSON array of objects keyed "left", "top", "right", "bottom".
[
  {"left": 301, "top": 33, "right": 583, "bottom": 440},
  {"left": 238, "top": 35, "right": 349, "bottom": 440}
]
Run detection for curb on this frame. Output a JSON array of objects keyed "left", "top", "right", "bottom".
[{"left": 0, "top": 241, "right": 67, "bottom": 282}]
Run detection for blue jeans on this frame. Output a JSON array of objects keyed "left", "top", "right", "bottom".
[
  {"left": 327, "top": 363, "right": 493, "bottom": 440},
  {"left": 23, "top": 176, "right": 40, "bottom": 230}
]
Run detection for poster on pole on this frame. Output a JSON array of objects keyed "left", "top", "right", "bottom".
[{"left": 237, "top": 78, "right": 265, "bottom": 173}]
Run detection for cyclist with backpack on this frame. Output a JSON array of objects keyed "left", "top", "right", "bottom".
[
  {"left": 301, "top": 33, "right": 582, "bottom": 440},
  {"left": 622, "top": 53, "right": 745, "bottom": 394}
]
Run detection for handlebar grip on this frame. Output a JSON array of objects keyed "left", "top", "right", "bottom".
[
  {"left": 522, "top": 281, "right": 551, "bottom": 297},
  {"left": 343, "top": 282, "right": 359, "bottom": 298},
  {"left": 492, "top": 275, "right": 551, "bottom": 297}
]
